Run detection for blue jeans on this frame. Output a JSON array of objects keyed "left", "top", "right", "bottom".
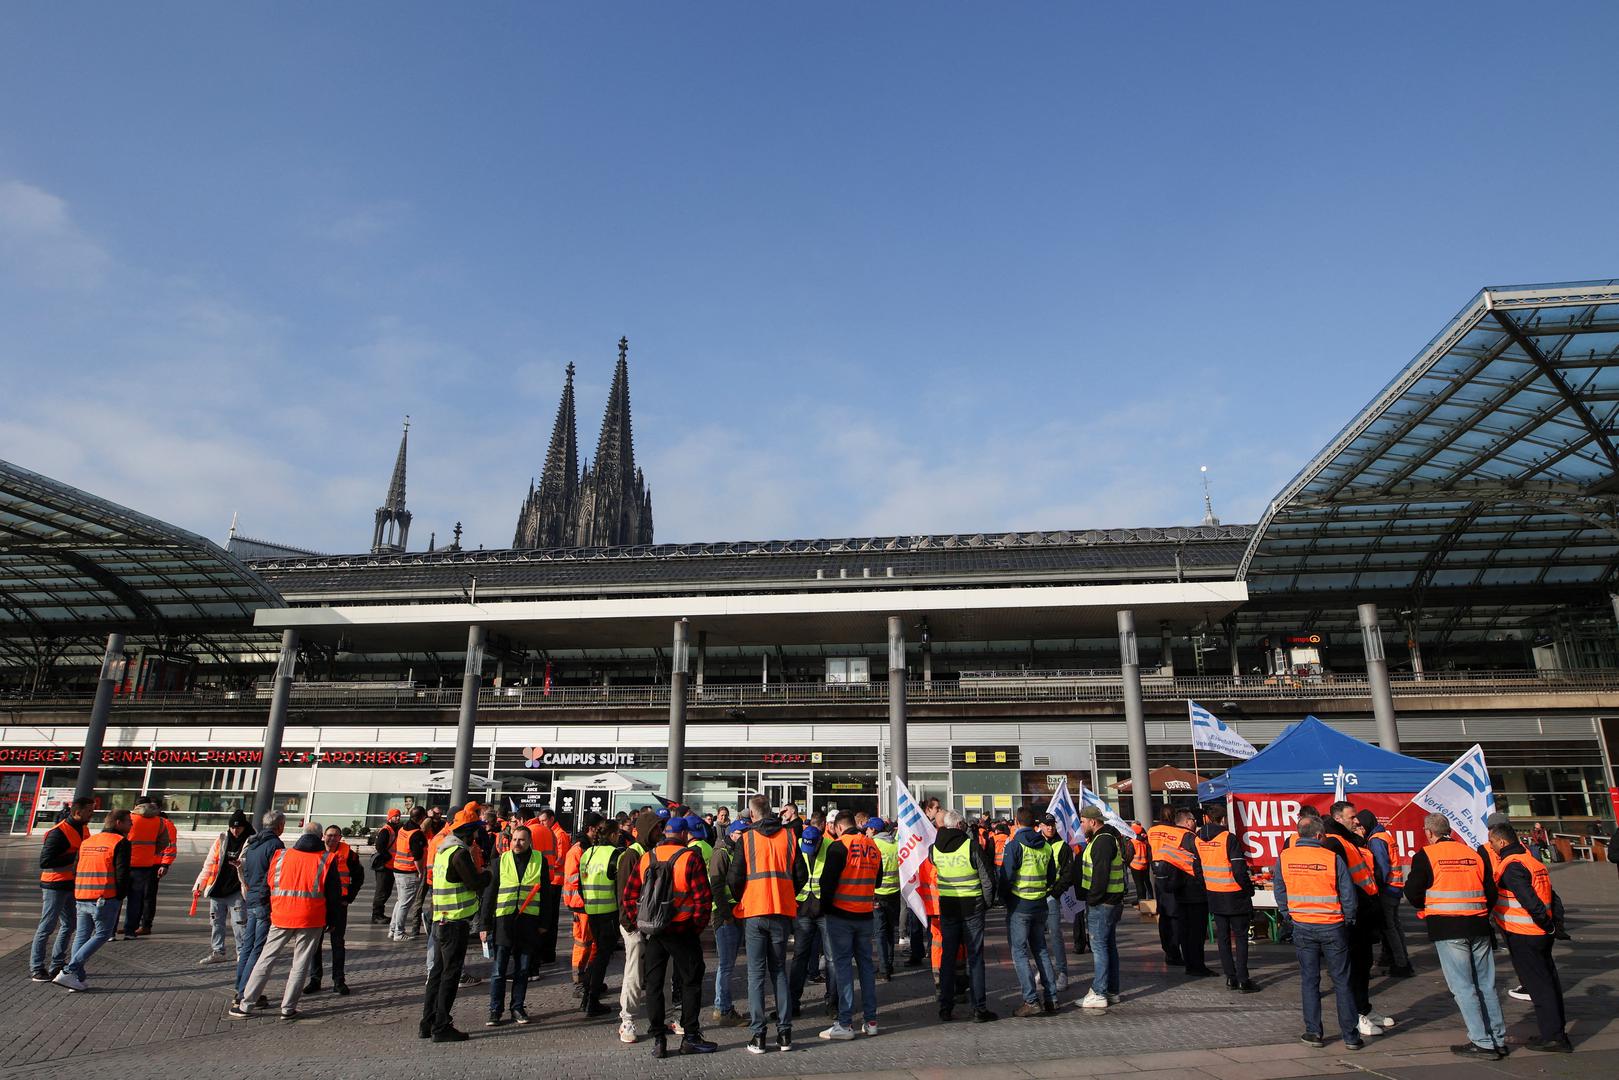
[
  {"left": 235, "top": 903, "right": 271, "bottom": 996},
  {"left": 824, "top": 915, "right": 877, "bottom": 1026},
  {"left": 32, "top": 888, "right": 76, "bottom": 972},
  {"left": 1007, "top": 905, "right": 1055, "bottom": 1004},
  {"left": 209, "top": 894, "right": 246, "bottom": 957},
  {"left": 713, "top": 922, "right": 741, "bottom": 1012},
  {"left": 937, "top": 907, "right": 988, "bottom": 1011},
  {"left": 872, "top": 896, "right": 899, "bottom": 973},
  {"left": 1292, "top": 921, "right": 1358, "bottom": 1040},
  {"left": 744, "top": 915, "right": 793, "bottom": 1038},
  {"left": 1433, "top": 936, "right": 1506, "bottom": 1050},
  {"left": 123, "top": 868, "right": 155, "bottom": 935},
  {"left": 788, "top": 909, "right": 823, "bottom": 1005},
  {"left": 67, "top": 898, "right": 121, "bottom": 980},
  {"left": 489, "top": 944, "right": 530, "bottom": 1013},
  {"left": 1086, "top": 902, "right": 1123, "bottom": 997},
  {"left": 1045, "top": 896, "right": 1070, "bottom": 978}
]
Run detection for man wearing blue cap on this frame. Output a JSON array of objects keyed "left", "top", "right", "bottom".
[
  {"left": 788, "top": 821, "right": 830, "bottom": 1016},
  {"left": 866, "top": 818, "right": 901, "bottom": 981},
  {"left": 708, "top": 817, "right": 751, "bottom": 1027}
]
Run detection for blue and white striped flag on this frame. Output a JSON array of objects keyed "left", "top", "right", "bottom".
[
  {"left": 1189, "top": 700, "right": 1259, "bottom": 760},
  {"left": 1046, "top": 779, "right": 1086, "bottom": 919},
  {"left": 894, "top": 779, "right": 938, "bottom": 927},
  {"left": 1075, "top": 780, "right": 1133, "bottom": 837},
  {"left": 1411, "top": 744, "right": 1496, "bottom": 850}
]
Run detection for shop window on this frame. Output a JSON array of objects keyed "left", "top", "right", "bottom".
[{"left": 825, "top": 658, "right": 870, "bottom": 684}]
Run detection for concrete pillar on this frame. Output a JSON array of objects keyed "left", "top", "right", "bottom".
[
  {"left": 1159, "top": 622, "right": 1175, "bottom": 676},
  {"left": 695, "top": 630, "right": 707, "bottom": 693},
  {"left": 1225, "top": 615, "right": 1241, "bottom": 683},
  {"left": 252, "top": 629, "right": 299, "bottom": 822},
  {"left": 1405, "top": 615, "right": 1425, "bottom": 681},
  {"left": 922, "top": 650, "right": 933, "bottom": 689},
  {"left": 450, "top": 624, "right": 486, "bottom": 807},
  {"left": 1119, "top": 610, "right": 1153, "bottom": 824},
  {"left": 75, "top": 631, "right": 126, "bottom": 801},
  {"left": 668, "top": 619, "right": 690, "bottom": 803},
  {"left": 888, "top": 616, "right": 907, "bottom": 818},
  {"left": 1358, "top": 603, "right": 1400, "bottom": 751}
]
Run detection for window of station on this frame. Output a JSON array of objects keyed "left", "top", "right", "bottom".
[{"left": 825, "top": 658, "right": 871, "bottom": 684}]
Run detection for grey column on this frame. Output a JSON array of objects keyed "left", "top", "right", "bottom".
[
  {"left": 450, "top": 624, "right": 486, "bottom": 807},
  {"left": 1119, "top": 610, "right": 1153, "bottom": 825},
  {"left": 1225, "top": 615, "right": 1241, "bottom": 682},
  {"left": 252, "top": 628, "right": 299, "bottom": 822},
  {"left": 75, "top": 631, "right": 126, "bottom": 801},
  {"left": 1159, "top": 622, "right": 1175, "bottom": 676},
  {"left": 888, "top": 616, "right": 907, "bottom": 818},
  {"left": 668, "top": 619, "right": 689, "bottom": 803},
  {"left": 1358, "top": 602, "right": 1400, "bottom": 751},
  {"left": 695, "top": 629, "right": 707, "bottom": 693}
]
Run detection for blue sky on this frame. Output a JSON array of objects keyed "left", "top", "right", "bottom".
[{"left": 3, "top": 3, "right": 1617, "bottom": 553}]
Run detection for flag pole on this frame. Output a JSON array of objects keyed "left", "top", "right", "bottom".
[{"left": 1188, "top": 699, "right": 1201, "bottom": 802}]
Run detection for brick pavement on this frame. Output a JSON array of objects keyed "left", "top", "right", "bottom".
[{"left": 1, "top": 839, "right": 1614, "bottom": 1080}]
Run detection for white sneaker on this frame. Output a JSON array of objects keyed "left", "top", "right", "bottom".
[
  {"left": 1080, "top": 990, "right": 1109, "bottom": 1010},
  {"left": 1357, "top": 1015, "right": 1385, "bottom": 1037},
  {"left": 818, "top": 1023, "right": 855, "bottom": 1041},
  {"left": 861, "top": 1020, "right": 878, "bottom": 1036},
  {"left": 670, "top": 1020, "right": 685, "bottom": 1036},
  {"left": 1367, "top": 1009, "right": 1396, "bottom": 1028},
  {"left": 1508, "top": 985, "right": 1531, "bottom": 1002},
  {"left": 53, "top": 970, "right": 87, "bottom": 992},
  {"left": 1054, "top": 973, "right": 1069, "bottom": 993},
  {"left": 199, "top": 952, "right": 228, "bottom": 965},
  {"left": 618, "top": 1022, "right": 637, "bottom": 1044}
]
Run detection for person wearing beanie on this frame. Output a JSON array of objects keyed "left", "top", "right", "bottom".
[
  {"left": 371, "top": 808, "right": 403, "bottom": 924},
  {"left": 193, "top": 809, "right": 253, "bottom": 965}
]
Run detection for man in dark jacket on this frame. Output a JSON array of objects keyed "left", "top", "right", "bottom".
[
  {"left": 1037, "top": 814, "right": 1074, "bottom": 993},
  {"left": 1487, "top": 823, "right": 1569, "bottom": 1052},
  {"left": 1323, "top": 801, "right": 1388, "bottom": 1037},
  {"left": 1074, "top": 807, "right": 1127, "bottom": 1009},
  {"left": 484, "top": 824, "right": 549, "bottom": 1026},
  {"left": 1199, "top": 804, "right": 1256, "bottom": 993},
  {"left": 708, "top": 818, "right": 749, "bottom": 1027},
  {"left": 234, "top": 810, "right": 287, "bottom": 1006},
  {"left": 420, "top": 816, "right": 492, "bottom": 1042},
  {"left": 931, "top": 809, "right": 997, "bottom": 1022},
  {"left": 370, "top": 808, "right": 401, "bottom": 923},
  {"left": 31, "top": 795, "right": 93, "bottom": 981},
  {"left": 305, "top": 824, "right": 364, "bottom": 995}
]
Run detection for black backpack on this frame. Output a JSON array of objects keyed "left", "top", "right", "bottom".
[{"left": 636, "top": 847, "right": 693, "bottom": 935}]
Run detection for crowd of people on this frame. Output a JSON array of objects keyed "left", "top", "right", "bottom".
[{"left": 26, "top": 789, "right": 1580, "bottom": 1060}]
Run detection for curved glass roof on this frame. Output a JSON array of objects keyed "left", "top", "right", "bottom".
[
  {"left": 1242, "top": 280, "right": 1619, "bottom": 604},
  {"left": 0, "top": 459, "right": 282, "bottom": 667}
]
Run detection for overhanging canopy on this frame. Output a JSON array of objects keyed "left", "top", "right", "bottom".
[
  {"left": 1197, "top": 715, "right": 1443, "bottom": 799},
  {"left": 1240, "top": 280, "right": 1619, "bottom": 641}
]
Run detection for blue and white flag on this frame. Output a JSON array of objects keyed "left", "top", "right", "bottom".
[
  {"left": 1045, "top": 779, "right": 1086, "bottom": 920},
  {"left": 893, "top": 779, "right": 938, "bottom": 927},
  {"left": 1189, "top": 700, "right": 1258, "bottom": 760},
  {"left": 1411, "top": 744, "right": 1496, "bottom": 850},
  {"left": 1075, "top": 780, "right": 1133, "bottom": 837},
  {"left": 1332, "top": 764, "right": 1348, "bottom": 803}
]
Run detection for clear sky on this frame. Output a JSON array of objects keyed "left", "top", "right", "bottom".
[{"left": 3, "top": 3, "right": 1617, "bottom": 553}]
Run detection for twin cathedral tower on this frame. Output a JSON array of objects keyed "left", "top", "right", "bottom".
[{"left": 370, "top": 338, "right": 654, "bottom": 555}]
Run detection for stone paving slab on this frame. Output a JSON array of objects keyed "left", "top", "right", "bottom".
[{"left": 1, "top": 840, "right": 1615, "bottom": 1079}]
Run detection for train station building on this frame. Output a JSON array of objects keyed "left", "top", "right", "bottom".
[{"left": 4, "top": 280, "right": 1619, "bottom": 841}]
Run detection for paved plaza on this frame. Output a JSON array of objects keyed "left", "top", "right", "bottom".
[{"left": 1, "top": 838, "right": 1615, "bottom": 1080}]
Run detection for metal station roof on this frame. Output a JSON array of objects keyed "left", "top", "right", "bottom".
[
  {"left": 1240, "top": 280, "right": 1619, "bottom": 638},
  {"left": 0, "top": 459, "right": 283, "bottom": 668}
]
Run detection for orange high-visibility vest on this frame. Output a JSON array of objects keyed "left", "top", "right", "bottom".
[
  {"left": 1492, "top": 851, "right": 1552, "bottom": 936},
  {"left": 332, "top": 841, "right": 353, "bottom": 898},
  {"left": 1324, "top": 834, "right": 1378, "bottom": 896},
  {"left": 1148, "top": 824, "right": 1196, "bottom": 874},
  {"left": 157, "top": 817, "right": 178, "bottom": 866},
  {"left": 1482, "top": 843, "right": 1503, "bottom": 879},
  {"left": 991, "top": 833, "right": 1009, "bottom": 868},
  {"left": 268, "top": 848, "right": 331, "bottom": 929},
  {"left": 1368, "top": 830, "right": 1405, "bottom": 887},
  {"left": 1130, "top": 836, "right": 1149, "bottom": 872},
  {"left": 562, "top": 843, "right": 585, "bottom": 912},
  {"left": 390, "top": 825, "right": 421, "bottom": 873},
  {"left": 1279, "top": 845, "right": 1343, "bottom": 925},
  {"left": 41, "top": 819, "right": 86, "bottom": 885},
  {"left": 1417, "top": 840, "right": 1488, "bottom": 919},
  {"left": 424, "top": 830, "right": 447, "bottom": 885},
  {"left": 829, "top": 833, "right": 881, "bottom": 915},
  {"left": 733, "top": 827, "right": 797, "bottom": 918},
  {"left": 74, "top": 831, "right": 124, "bottom": 900},
  {"left": 127, "top": 815, "right": 165, "bottom": 869},
  {"left": 1195, "top": 831, "right": 1240, "bottom": 893}
]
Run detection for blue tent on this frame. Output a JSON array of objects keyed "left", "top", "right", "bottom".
[{"left": 1197, "top": 715, "right": 1444, "bottom": 800}]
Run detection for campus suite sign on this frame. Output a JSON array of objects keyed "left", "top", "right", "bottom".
[{"left": 1232, "top": 791, "right": 1428, "bottom": 870}]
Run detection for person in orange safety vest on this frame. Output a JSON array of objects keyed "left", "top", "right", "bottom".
[
  {"left": 32, "top": 794, "right": 94, "bottom": 982},
  {"left": 230, "top": 822, "right": 341, "bottom": 1020},
  {"left": 305, "top": 823, "right": 364, "bottom": 995},
  {"left": 1486, "top": 822, "right": 1568, "bottom": 1053}
]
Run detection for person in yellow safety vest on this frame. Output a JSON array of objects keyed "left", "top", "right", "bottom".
[
  {"left": 1275, "top": 815, "right": 1362, "bottom": 1050},
  {"left": 1402, "top": 812, "right": 1506, "bottom": 1059},
  {"left": 1485, "top": 822, "right": 1569, "bottom": 1053},
  {"left": 305, "top": 824, "right": 364, "bottom": 995},
  {"left": 1363, "top": 810, "right": 1414, "bottom": 977},
  {"left": 1321, "top": 801, "right": 1391, "bottom": 1040},
  {"left": 578, "top": 815, "right": 621, "bottom": 1018},
  {"left": 484, "top": 824, "right": 550, "bottom": 1027},
  {"left": 1035, "top": 813, "right": 1074, "bottom": 994},
  {"left": 788, "top": 821, "right": 830, "bottom": 1014},
  {"left": 419, "top": 816, "right": 490, "bottom": 1043},
  {"left": 999, "top": 806, "right": 1057, "bottom": 1017},
  {"left": 1075, "top": 806, "right": 1129, "bottom": 1010},
  {"left": 867, "top": 818, "right": 901, "bottom": 980}
]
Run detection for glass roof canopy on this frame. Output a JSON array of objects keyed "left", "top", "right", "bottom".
[
  {"left": 0, "top": 458, "right": 284, "bottom": 669},
  {"left": 1241, "top": 281, "right": 1619, "bottom": 619}
]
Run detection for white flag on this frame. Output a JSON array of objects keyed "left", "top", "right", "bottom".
[
  {"left": 1045, "top": 779, "right": 1085, "bottom": 920},
  {"left": 1410, "top": 744, "right": 1496, "bottom": 850},
  {"left": 1076, "top": 780, "right": 1133, "bottom": 837},
  {"left": 893, "top": 778, "right": 937, "bottom": 927},
  {"left": 1189, "top": 700, "right": 1258, "bottom": 760},
  {"left": 1333, "top": 764, "right": 1347, "bottom": 803}
]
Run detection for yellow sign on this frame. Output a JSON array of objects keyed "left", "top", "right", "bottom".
[
  {"left": 964, "top": 751, "right": 978, "bottom": 764},
  {"left": 994, "top": 751, "right": 1007, "bottom": 763},
  {"left": 992, "top": 795, "right": 1013, "bottom": 809},
  {"left": 963, "top": 795, "right": 984, "bottom": 810}
]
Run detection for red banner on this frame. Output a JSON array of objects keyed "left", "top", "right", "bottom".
[{"left": 1232, "top": 791, "right": 1429, "bottom": 870}]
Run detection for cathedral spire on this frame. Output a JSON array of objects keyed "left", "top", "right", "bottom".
[
  {"left": 542, "top": 363, "right": 579, "bottom": 502},
  {"left": 592, "top": 338, "right": 635, "bottom": 487},
  {"left": 372, "top": 416, "right": 412, "bottom": 554}
]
